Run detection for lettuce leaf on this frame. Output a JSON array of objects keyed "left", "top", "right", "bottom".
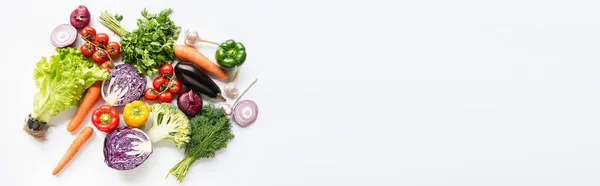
[{"left": 31, "top": 48, "right": 109, "bottom": 123}]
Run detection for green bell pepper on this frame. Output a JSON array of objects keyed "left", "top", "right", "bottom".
[{"left": 216, "top": 39, "right": 247, "bottom": 70}]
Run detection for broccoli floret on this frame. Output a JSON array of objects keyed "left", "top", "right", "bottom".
[{"left": 146, "top": 103, "right": 191, "bottom": 149}]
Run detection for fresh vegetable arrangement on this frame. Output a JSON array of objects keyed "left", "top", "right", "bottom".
[
  {"left": 100, "top": 9, "right": 181, "bottom": 76},
  {"left": 26, "top": 48, "right": 109, "bottom": 139},
  {"left": 30, "top": 5, "right": 259, "bottom": 182}
]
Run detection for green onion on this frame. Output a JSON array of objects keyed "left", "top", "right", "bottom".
[{"left": 99, "top": 10, "right": 126, "bottom": 36}]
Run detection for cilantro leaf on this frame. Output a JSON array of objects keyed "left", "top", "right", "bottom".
[{"left": 119, "top": 8, "right": 181, "bottom": 76}]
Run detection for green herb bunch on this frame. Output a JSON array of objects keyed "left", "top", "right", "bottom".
[
  {"left": 167, "top": 105, "right": 235, "bottom": 182},
  {"left": 100, "top": 8, "right": 181, "bottom": 76}
]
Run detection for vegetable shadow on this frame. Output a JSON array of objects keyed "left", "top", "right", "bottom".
[
  {"left": 119, "top": 155, "right": 151, "bottom": 183},
  {"left": 49, "top": 107, "right": 78, "bottom": 127}
]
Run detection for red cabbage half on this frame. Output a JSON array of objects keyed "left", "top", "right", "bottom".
[
  {"left": 101, "top": 64, "right": 147, "bottom": 106},
  {"left": 104, "top": 127, "right": 152, "bottom": 170}
]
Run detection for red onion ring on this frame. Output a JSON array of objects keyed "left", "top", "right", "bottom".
[
  {"left": 50, "top": 24, "right": 77, "bottom": 48},
  {"left": 233, "top": 100, "right": 258, "bottom": 127}
]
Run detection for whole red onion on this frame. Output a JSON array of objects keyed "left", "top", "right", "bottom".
[
  {"left": 177, "top": 90, "right": 203, "bottom": 116},
  {"left": 70, "top": 5, "right": 90, "bottom": 29}
]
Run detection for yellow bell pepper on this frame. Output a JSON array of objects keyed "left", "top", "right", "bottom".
[{"left": 123, "top": 100, "right": 149, "bottom": 128}]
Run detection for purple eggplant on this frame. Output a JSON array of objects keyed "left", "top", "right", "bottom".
[{"left": 175, "top": 62, "right": 226, "bottom": 101}]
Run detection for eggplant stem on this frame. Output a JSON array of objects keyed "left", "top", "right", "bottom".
[
  {"left": 216, "top": 94, "right": 226, "bottom": 101},
  {"left": 232, "top": 78, "right": 258, "bottom": 105},
  {"left": 196, "top": 39, "right": 220, "bottom": 45}
]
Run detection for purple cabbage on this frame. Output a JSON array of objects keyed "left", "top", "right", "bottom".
[
  {"left": 177, "top": 90, "right": 203, "bottom": 116},
  {"left": 102, "top": 64, "right": 147, "bottom": 106},
  {"left": 104, "top": 127, "right": 153, "bottom": 170}
]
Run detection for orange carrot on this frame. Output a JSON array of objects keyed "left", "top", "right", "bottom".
[
  {"left": 174, "top": 45, "right": 229, "bottom": 80},
  {"left": 52, "top": 126, "right": 93, "bottom": 175},
  {"left": 67, "top": 82, "right": 102, "bottom": 132}
]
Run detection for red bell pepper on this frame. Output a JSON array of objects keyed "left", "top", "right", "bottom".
[{"left": 91, "top": 105, "right": 119, "bottom": 132}]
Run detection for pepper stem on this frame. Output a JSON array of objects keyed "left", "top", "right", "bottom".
[{"left": 196, "top": 38, "right": 220, "bottom": 45}]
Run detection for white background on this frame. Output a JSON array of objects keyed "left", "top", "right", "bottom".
[{"left": 3, "top": 0, "right": 600, "bottom": 185}]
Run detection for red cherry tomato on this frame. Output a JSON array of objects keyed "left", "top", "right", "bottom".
[
  {"left": 92, "top": 51, "right": 108, "bottom": 64},
  {"left": 106, "top": 42, "right": 120, "bottom": 58},
  {"left": 144, "top": 88, "right": 158, "bottom": 101},
  {"left": 94, "top": 33, "right": 109, "bottom": 48},
  {"left": 158, "top": 92, "right": 173, "bottom": 103},
  {"left": 153, "top": 76, "right": 168, "bottom": 91},
  {"left": 80, "top": 42, "right": 96, "bottom": 57},
  {"left": 81, "top": 26, "right": 96, "bottom": 41},
  {"left": 159, "top": 64, "right": 174, "bottom": 76},
  {"left": 100, "top": 61, "right": 114, "bottom": 71},
  {"left": 168, "top": 80, "right": 182, "bottom": 94}
]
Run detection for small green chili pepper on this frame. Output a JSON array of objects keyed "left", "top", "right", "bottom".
[{"left": 216, "top": 39, "right": 247, "bottom": 70}]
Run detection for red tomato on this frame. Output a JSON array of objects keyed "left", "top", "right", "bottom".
[
  {"left": 94, "top": 33, "right": 109, "bottom": 48},
  {"left": 100, "top": 61, "right": 114, "bottom": 71},
  {"left": 159, "top": 64, "right": 174, "bottom": 75},
  {"left": 168, "top": 80, "right": 182, "bottom": 94},
  {"left": 92, "top": 51, "right": 108, "bottom": 64},
  {"left": 106, "top": 42, "right": 120, "bottom": 57},
  {"left": 80, "top": 43, "right": 96, "bottom": 57},
  {"left": 158, "top": 92, "right": 173, "bottom": 103},
  {"left": 153, "top": 76, "right": 168, "bottom": 91},
  {"left": 144, "top": 88, "right": 158, "bottom": 101},
  {"left": 81, "top": 26, "right": 96, "bottom": 41}
]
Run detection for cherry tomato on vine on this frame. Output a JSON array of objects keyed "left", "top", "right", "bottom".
[
  {"left": 80, "top": 42, "right": 96, "bottom": 57},
  {"left": 106, "top": 42, "right": 120, "bottom": 57},
  {"left": 159, "top": 64, "right": 174, "bottom": 76},
  {"left": 168, "top": 80, "right": 182, "bottom": 94},
  {"left": 92, "top": 51, "right": 108, "bottom": 64},
  {"left": 158, "top": 92, "right": 173, "bottom": 103},
  {"left": 144, "top": 88, "right": 158, "bottom": 101},
  {"left": 100, "top": 61, "right": 114, "bottom": 71},
  {"left": 81, "top": 26, "right": 96, "bottom": 41},
  {"left": 153, "top": 76, "right": 168, "bottom": 91},
  {"left": 94, "top": 33, "right": 109, "bottom": 48}
]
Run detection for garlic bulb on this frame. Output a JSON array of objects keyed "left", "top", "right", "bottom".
[
  {"left": 222, "top": 103, "right": 233, "bottom": 117},
  {"left": 224, "top": 83, "right": 238, "bottom": 97},
  {"left": 184, "top": 29, "right": 200, "bottom": 46}
]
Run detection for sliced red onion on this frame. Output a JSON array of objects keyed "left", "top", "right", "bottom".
[
  {"left": 233, "top": 100, "right": 258, "bottom": 127},
  {"left": 50, "top": 24, "right": 77, "bottom": 48}
]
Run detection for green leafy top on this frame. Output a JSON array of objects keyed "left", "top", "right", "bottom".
[
  {"left": 185, "top": 105, "right": 235, "bottom": 159},
  {"left": 120, "top": 8, "right": 181, "bottom": 76},
  {"left": 167, "top": 105, "right": 235, "bottom": 182},
  {"left": 114, "top": 13, "right": 123, "bottom": 22},
  {"left": 32, "top": 48, "right": 109, "bottom": 123}
]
